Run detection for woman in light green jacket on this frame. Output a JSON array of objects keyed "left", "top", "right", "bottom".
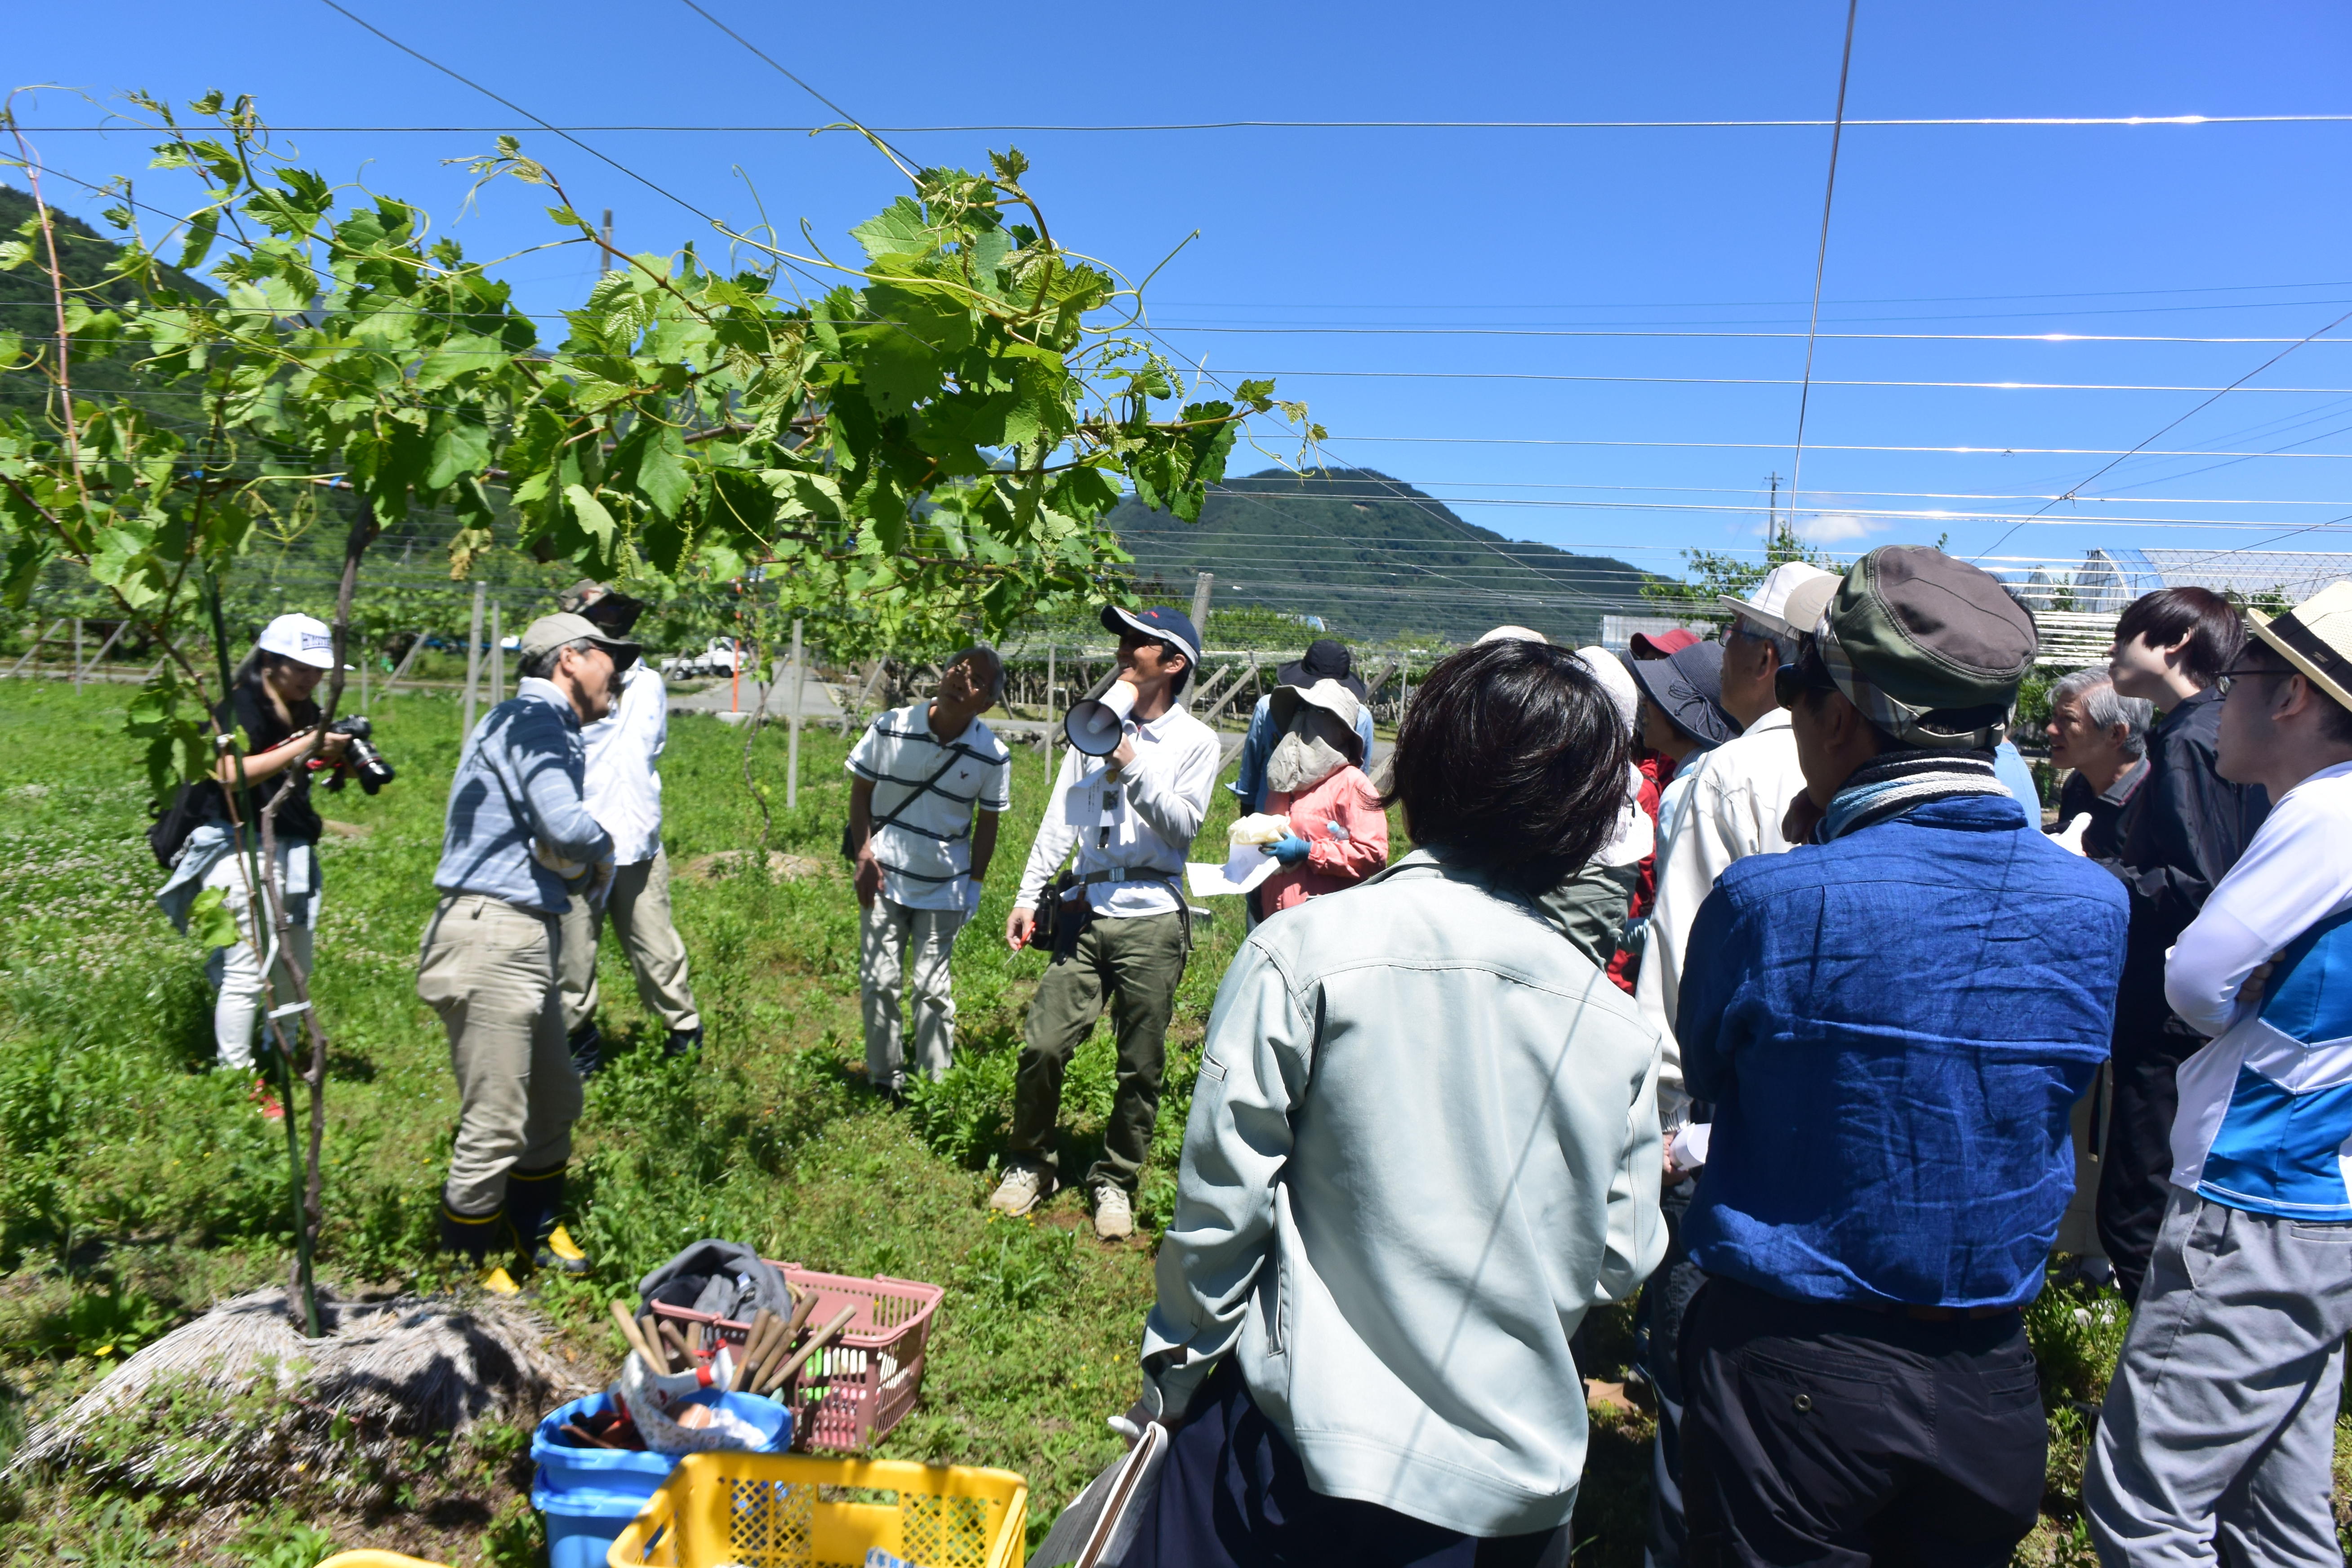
[{"left": 1130, "top": 638, "right": 1668, "bottom": 1568}]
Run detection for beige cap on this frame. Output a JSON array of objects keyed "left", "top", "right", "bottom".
[{"left": 518, "top": 612, "right": 640, "bottom": 670}]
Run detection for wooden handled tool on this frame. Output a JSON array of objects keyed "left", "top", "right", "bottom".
[
  {"left": 659, "top": 1319, "right": 693, "bottom": 1365},
  {"left": 609, "top": 1301, "right": 660, "bottom": 1368},
  {"left": 731, "top": 1308, "right": 779, "bottom": 1392},
  {"left": 561, "top": 1421, "right": 619, "bottom": 1449},
  {"left": 760, "top": 1303, "right": 858, "bottom": 1396},
  {"left": 637, "top": 1313, "right": 672, "bottom": 1375}
]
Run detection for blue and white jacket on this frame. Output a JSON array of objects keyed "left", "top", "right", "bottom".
[{"left": 2168, "top": 760, "right": 2352, "bottom": 1220}]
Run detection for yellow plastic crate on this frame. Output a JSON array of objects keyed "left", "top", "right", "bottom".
[
  {"left": 606, "top": 1451, "right": 1028, "bottom": 1568},
  {"left": 316, "top": 1555, "right": 450, "bottom": 1568}
]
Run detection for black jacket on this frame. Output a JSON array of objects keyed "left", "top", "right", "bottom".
[
  {"left": 2096, "top": 687, "right": 2267, "bottom": 1037},
  {"left": 2055, "top": 755, "right": 2148, "bottom": 863}
]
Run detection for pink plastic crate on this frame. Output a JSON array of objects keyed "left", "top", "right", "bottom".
[{"left": 650, "top": 1262, "right": 944, "bottom": 1452}]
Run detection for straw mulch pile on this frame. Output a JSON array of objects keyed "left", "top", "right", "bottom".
[{"left": 7, "top": 1285, "right": 594, "bottom": 1504}]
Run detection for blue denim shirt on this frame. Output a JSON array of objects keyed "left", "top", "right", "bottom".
[
  {"left": 1227, "top": 693, "right": 1380, "bottom": 811},
  {"left": 432, "top": 677, "right": 613, "bottom": 915},
  {"left": 1678, "top": 794, "right": 2127, "bottom": 1309}
]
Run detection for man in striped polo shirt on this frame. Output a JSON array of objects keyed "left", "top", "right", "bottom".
[{"left": 846, "top": 646, "right": 1012, "bottom": 1097}]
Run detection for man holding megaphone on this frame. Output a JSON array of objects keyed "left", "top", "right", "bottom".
[{"left": 997, "top": 606, "right": 1221, "bottom": 1240}]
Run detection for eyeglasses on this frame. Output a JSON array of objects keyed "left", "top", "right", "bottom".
[{"left": 2212, "top": 666, "right": 2287, "bottom": 695}]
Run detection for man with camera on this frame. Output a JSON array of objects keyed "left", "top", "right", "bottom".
[
  {"left": 994, "top": 606, "right": 1220, "bottom": 1241},
  {"left": 419, "top": 611, "right": 633, "bottom": 1292},
  {"left": 553, "top": 582, "right": 704, "bottom": 1071}
]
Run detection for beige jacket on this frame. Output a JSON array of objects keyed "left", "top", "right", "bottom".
[{"left": 1635, "top": 708, "right": 1808, "bottom": 1127}]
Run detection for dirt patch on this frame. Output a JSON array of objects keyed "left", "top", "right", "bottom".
[{"left": 686, "top": 850, "right": 833, "bottom": 884}]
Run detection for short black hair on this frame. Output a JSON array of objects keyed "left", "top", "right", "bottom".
[
  {"left": 2242, "top": 640, "right": 2352, "bottom": 747},
  {"left": 2116, "top": 586, "right": 2244, "bottom": 689},
  {"left": 1385, "top": 639, "right": 1634, "bottom": 895}
]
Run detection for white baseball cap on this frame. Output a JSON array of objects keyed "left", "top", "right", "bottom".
[
  {"left": 257, "top": 613, "right": 346, "bottom": 670},
  {"left": 1475, "top": 624, "right": 1550, "bottom": 646},
  {"left": 1718, "top": 561, "right": 1839, "bottom": 639}
]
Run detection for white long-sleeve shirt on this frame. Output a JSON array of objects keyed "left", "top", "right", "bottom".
[
  {"left": 2164, "top": 759, "right": 2352, "bottom": 1219},
  {"left": 581, "top": 662, "right": 667, "bottom": 865},
  {"left": 1016, "top": 704, "right": 1221, "bottom": 918},
  {"left": 1635, "top": 708, "right": 1809, "bottom": 1127}
]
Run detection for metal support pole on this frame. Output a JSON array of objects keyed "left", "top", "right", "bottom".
[
  {"left": 786, "top": 618, "right": 804, "bottom": 811},
  {"left": 72, "top": 618, "right": 83, "bottom": 691},
  {"left": 489, "top": 602, "right": 504, "bottom": 706},
  {"left": 462, "top": 582, "right": 486, "bottom": 741},
  {"left": 1044, "top": 644, "right": 1056, "bottom": 793},
  {"left": 4, "top": 619, "right": 58, "bottom": 679}
]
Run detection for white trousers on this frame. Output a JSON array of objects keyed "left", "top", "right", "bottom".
[
  {"left": 858, "top": 896, "right": 966, "bottom": 1091},
  {"left": 202, "top": 838, "right": 318, "bottom": 1071}
]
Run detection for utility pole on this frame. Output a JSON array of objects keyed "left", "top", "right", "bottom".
[
  {"left": 599, "top": 209, "right": 614, "bottom": 275},
  {"left": 1765, "top": 472, "right": 1782, "bottom": 549}
]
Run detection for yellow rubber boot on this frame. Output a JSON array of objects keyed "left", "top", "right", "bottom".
[{"left": 537, "top": 1223, "right": 592, "bottom": 1277}]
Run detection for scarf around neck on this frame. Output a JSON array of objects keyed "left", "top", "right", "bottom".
[{"left": 1815, "top": 749, "right": 2012, "bottom": 843}]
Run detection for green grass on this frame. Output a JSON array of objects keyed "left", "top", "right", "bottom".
[{"left": 0, "top": 678, "right": 2301, "bottom": 1567}]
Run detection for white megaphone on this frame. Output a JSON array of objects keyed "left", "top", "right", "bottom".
[{"left": 1063, "top": 673, "right": 1138, "bottom": 756}]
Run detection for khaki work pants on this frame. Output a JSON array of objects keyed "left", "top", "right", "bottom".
[
  {"left": 1009, "top": 910, "right": 1188, "bottom": 1193},
  {"left": 417, "top": 893, "right": 583, "bottom": 1216},
  {"left": 859, "top": 896, "right": 967, "bottom": 1092},
  {"left": 557, "top": 848, "right": 700, "bottom": 1036}
]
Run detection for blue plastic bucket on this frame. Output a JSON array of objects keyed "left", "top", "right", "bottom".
[{"left": 530, "top": 1390, "right": 791, "bottom": 1568}]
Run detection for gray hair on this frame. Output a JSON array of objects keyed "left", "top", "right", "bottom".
[
  {"left": 2053, "top": 667, "right": 2153, "bottom": 759},
  {"left": 948, "top": 643, "right": 1004, "bottom": 703},
  {"left": 1731, "top": 615, "right": 1801, "bottom": 667},
  {"left": 520, "top": 636, "right": 596, "bottom": 682}
]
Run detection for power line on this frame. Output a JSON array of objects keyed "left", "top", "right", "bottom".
[
  {"left": 314, "top": 0, "right": 725, "bottom": 229},
  {"left": 1150, "top": 325, "right": 2352, "bottom": 346},
  {"left": 16, "top": 114, "right": 2352, "bottom": 133},
  {"left": 671, "top": 0, "right": 920, "bottom": 176},
  {"left": 1176, "top": 369, "right": 2352, "bottom": 394},
  {"left": 1310, "top": 434, "right": 2352, "bottom": 459},
  {"left": 1971, "top": 301, "right": 2352, "bottom": 560},
  {"left": 1790, "top": 0, "right": 1861, "bottom": 527}
]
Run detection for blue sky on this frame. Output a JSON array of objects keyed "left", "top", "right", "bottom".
[{"left": 11, "top": 0, "right": 2352, "bottom": 610}]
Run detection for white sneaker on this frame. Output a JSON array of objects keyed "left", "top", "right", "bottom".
[
  {"left": 1092, "top": 1184, "right": 1135, "bottom": 1241},
  {"left": 988, "top": 1162, "right": 1053, "bottom": 1216}
]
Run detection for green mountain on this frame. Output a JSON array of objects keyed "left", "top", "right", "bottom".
[
  {"left": 0, "top": 185, "right": 220, "bottom": 425},
  {"left": 1110, "top": 467, "right": 1664, "bottom": 646}
]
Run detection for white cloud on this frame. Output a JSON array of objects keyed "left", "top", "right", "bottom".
[{"left": 1800, "top": 513, "right": 1881, "bottom": 544}]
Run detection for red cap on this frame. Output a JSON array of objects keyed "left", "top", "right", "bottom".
[{"left": 1629, "top": 628, "right": 1702, "bottom": 660}]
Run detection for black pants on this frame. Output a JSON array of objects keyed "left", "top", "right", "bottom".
[
  {"left": 1129, "top": 1362, "right": 1572, "bottom": 1568},
  {"left": 1679, "top": 1279, "right": 2045, "bottom": 1568},
  {"left": 2096, "top": 1022, "right": 2203, "bottom": 1301},
  {"left": 1639, "top": 1176, "right": 1706, "bottom": 1568}
]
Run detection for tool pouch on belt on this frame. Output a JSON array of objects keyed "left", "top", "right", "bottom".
[{"left": 1035, "top": 869, "right": 1086, "bottom": 958}]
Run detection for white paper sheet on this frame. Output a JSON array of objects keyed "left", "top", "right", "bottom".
[{"left": 1187, "top": 846, "right": 1282, "bottom": 897}]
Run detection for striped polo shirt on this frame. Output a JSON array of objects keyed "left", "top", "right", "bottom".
[{"left": 846, "top": 704, "right": 1013, "bottom": 910}]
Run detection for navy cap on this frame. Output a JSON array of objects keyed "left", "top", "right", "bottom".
[{"left": 1102, "top": 604, "right": 1202, "bottom": 669}]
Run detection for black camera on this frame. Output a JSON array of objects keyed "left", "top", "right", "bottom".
[{"left": 324, "top": 715, "right": 396, "bottom": 795}]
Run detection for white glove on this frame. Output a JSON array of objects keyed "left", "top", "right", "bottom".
[{"left": 2053, "top": 813, "right": 2093, "bottom": 856}]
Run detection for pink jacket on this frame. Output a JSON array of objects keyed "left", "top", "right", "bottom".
[{"left": 1261, "top": 765, "right": 1390, "bottom": 912}]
